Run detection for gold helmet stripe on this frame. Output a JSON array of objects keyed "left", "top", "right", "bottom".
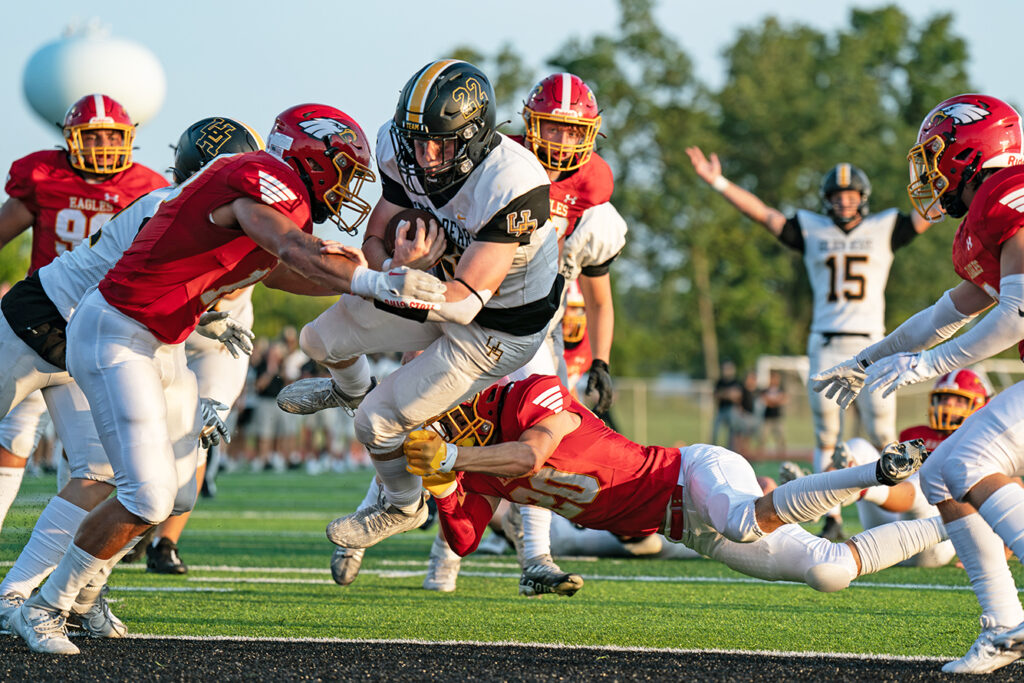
[
  {"left": 237, "top": 120, "right": 266, "bottom": 150},
  {"left": 837, "top": 163, "right": 851, "bottom": 187},
  {"left": 406, "top": 59, "right": 463, "bottom": 127}
]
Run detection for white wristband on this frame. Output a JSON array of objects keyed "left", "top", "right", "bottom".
[
  {"left": 712, "top": 175, "right": 730, "bottom": 192},
  {"left": 437, "top": 443, "right": 459, "bottom": 473},
  {"left": 381, "top": 258, "right": 393, "bottom": 271},
  {"left": 348, "top": 265, "right": 373, "bottom": 299}
]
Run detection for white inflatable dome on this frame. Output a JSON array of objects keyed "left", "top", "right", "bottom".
[{"left": 23, "top": 21, "right": 165, "bottom": 129}]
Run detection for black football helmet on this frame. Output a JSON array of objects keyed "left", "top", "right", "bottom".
[
  {"left": 170, "top": 117, "right": 264, "bottom": 184},
  {"left": 819, "top": 163, "right": 871, "bottom": 226},
  {"left": 391, "top": 59, "right": 497, "bottom": 197}
]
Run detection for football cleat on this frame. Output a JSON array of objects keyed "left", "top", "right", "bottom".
[
  {"left": 0, "top": 592, "right": 26, "bottom": 635},
  {"left": 943, "top": 627, "right": 1021, "bottom": 674},
  {"left": 330, "top": 547, "right": 365, "bottom": 586},
  {"left": 11, "top": 593, "right": 80, "bottom": 655},
  {"left": 327, "top": 490, "right": 430, "bottom": 549},
  {"left": 830, "top": 442, "right": 854, "bottom": 470},
  {"left": 423, "top": 554, "right": 461, "bottom": 593},
  {"left": 67, "top": 593, "right": 127, "bottom": 638},
  {"left": 778, "top": 461, "right": 808, "bottom": 484},
  {"left": 276, "top": 377, "right": 377, "bottom": 416},
  {"left": 818, "top": 515, "right": 846, "bottom": 542},
  {"left": 875, "top": 438, "right": 928, "bottom": 486},
  {"left": 146, "top": 538, "right": 188, "bottom": 575},
  {"left": 519, "top": 554, "right": 584, "bottom": 597}
]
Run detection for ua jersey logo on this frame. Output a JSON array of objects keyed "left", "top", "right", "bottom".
[
  {"left": 258, "top": 171, "right": 298, "bottom": 205},
  {"left": 966, "top": 236, "right": 973, "bottom": 250},
  {"left": 298, "top": 118, "right": 358, "bottom": 143},
  {"left": 506, "top": 209, "right": 538, "bottom": 237},
  {"left": 104, "top": 192, "right": 119, "bottom": 204},
  {"left": 564, "top": 194, "right": 578, "bottom": 206},
  {"left": 532, "top": 385, "right": 565, "bottom": 414},
  {"left": 998, "top": 188, "right": 1024, "bottom": 213}
]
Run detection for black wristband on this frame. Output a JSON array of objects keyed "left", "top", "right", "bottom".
[{"left": 590, "top": 359, "right": 609, "bottom": 372}]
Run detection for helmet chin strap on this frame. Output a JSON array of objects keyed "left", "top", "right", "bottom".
[{"left": 941, "top": 150, "right": 983, "bottom": 219}]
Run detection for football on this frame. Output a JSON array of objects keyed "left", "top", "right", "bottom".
[{"left": 383, "top": 208, "right": 440, "bottom": 256}]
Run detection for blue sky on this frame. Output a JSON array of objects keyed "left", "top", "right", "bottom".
[{"left": 2, "top": 0, "right": 1017, "bottom": 236}]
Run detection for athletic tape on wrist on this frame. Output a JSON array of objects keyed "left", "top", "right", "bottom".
[
  {"left": 712, "top": 175, "right": 730, "bottom": 192},
  {"left": 438, "top": 443, "right": 459, "bottom": 473}
]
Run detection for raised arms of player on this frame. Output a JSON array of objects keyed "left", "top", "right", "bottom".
[
  {"left": 0, "top": 197, "right": 34, "bottom": 251},
  {"left": 685, "top": 146, "right": 787, "bottom": 236}
]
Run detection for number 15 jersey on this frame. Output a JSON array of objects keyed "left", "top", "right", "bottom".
[{"left": 778, "top": 209, "right": 918, "bottom": 336}]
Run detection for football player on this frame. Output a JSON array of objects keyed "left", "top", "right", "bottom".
[
  {"left": 686, "top": 147, "right": 932, "bottom": 542},
  {"left": 404, "top": 375, "right": 945, "bottom": 599},
  {"left": 7, "top": 105, "right": 445, "bottom": 655},
  {"left": 0, "top": 94, "right": 167, "bottom": 530},
  {"left": 0, "top": 116, "right": 262, "bottom": 642},
  {"left": 276, "top": 61, "right": 560, "bottom": 560},
  {"left": 813, "top": 94, "right": 1024, "bottom": 674}
]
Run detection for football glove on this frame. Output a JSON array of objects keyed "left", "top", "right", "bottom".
[
  {"left": 586, "top": 359, "right": 614, "bottom": 413},
  {"left": 404, "top": 429, "right": 458, "bottom": 476},
  {"left": 421, "top": 472, "right": 457, "bottom": 498},
  {"left": 349, "top": 266, "right": 446, "bottom": 311},
  {"left": 196, "top": 311, "right": 256, "bottom": 359},
  {"left": 199, "top": 399, "right": 230, "bottom": 449},
  {"left": 865, "top": 351, "right": 940, "bottom": 398},
  {"left": 810, "top": 357, "right": 868, "bottom": 409}
]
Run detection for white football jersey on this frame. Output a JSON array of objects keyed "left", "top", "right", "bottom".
[
  {"left": 561, "top": 202, "right": 628, "bottom": 282},
  {"left": 38, "top": 187, "right": 172, "bottom": 320},
  {"left": 376, "top": 126, "right": 558, "bottom": 317},
  {"left": 794, "top": 208, "right": 903, "bottom": 336}
]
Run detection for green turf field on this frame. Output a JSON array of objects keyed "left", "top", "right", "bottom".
[{"left": 2, "top": 468, "right": 1017, "bottom": 659}]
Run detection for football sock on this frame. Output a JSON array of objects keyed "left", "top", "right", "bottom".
[
  {"left": 978, "top": 484, "right": 1024, "bottom": 563},
  {"left": 520, "top": 505, "right": 553, "bottom": 560},
  {"left": 38, "top": 542, "right": 109, "bottom": 613},
  {"left": 0, "top": 496, "right": 87, "bottom": 598},
  {"left": 946, "top": 513, "right": 1024, "bottom": 628},
  {"left": 849, "top": 516, "right": 947, "bottom": 575},
  {"left": 373, "top": 456, "right": 422, "bottom": 510},
  {"left": 359, "top": 477, "right": 381, "bottom": 508},
  {"left": 328, "top": 356, "right": 373, "bottom": 398},
  {"left": 0, "top": 465, "right": 25, "bottom": 533},
  {"left": 73, "top": 535, "right": 143, "bottom": 612},
  {"left": 773, "top": 462, "right": 880, "bottom": 525}
]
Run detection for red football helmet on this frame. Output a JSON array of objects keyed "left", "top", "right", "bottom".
[
  {"left": 522, "top": 73, "right": 601, "bottom": 172},
  {"left": 424, "top": 382, "right": 509, "bottom": 447},
  {"left": 62, "top": 93, "right": 135, "bottom": 174},
  {"left": 267, "top": 104, "right": 376, "bottom": 234},
  {"left": 908, "top": 94, "right": 1024, "bottom": 220},
  {"left": 928, "top": 368, "right": 991, "bottom": 432},
  {"left": 562, "top": 279, "right": 587, "bottom": 344}
]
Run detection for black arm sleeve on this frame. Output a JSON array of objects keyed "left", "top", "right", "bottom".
[
  {"left": 381, "top": 173, "right": 414, "bottom": 209},
  {"left": 580, "top": 251, "right": 621, "bottom": 277},
  {"left": 475, "top": 185, "right": 551, "bottom": 244},
  {"left": 890, "top": 212, "right": 919, "bottom": 251},
  {"left": 776, "top": 216, "right": 804, "bottom": 253}
]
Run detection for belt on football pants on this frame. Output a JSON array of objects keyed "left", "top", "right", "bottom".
[
  {"left": 820, "top": 331, "right": 870, "bottom": 346},
  {"left": 666, "top": 485, "right": 685, "bottom": 541}
]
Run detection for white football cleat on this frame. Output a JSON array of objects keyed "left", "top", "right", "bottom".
[
  {"left": 67, "top": 593, "right": 127, "bottom": 638},
  {"left": 0, "top": 592, "right": 25, "bottom": 635},
  {"left": 276, "top": 377, "right": 376, "bottom": 416},
  {"left": 876, "top": 438, "right": 928, "bottom": 486},
  {"left": 423, "top": 554, "right": 461, "bottom": 593},
  {"left": 11, "top": 593, "right": 80, "bottom": 655},
  {"left": 330, "top": 547, "right": 365, "bottom": 586},
  {"left": 942, "top": 627, "right": 1021, "bottom": 674},
  {"left": 326, "top": 490, "right": 430, "bottom": 549}
]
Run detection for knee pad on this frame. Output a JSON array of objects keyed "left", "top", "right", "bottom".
[
  {"left": 707, "top": 492, "right": 763, "bottom": 544},
  {"left": 918, "top": 453, "right": 950, "bottom": 505},
  {"left": 123, "top": 481, "right": 176, "bottom": 525},
  {"left": 171, "top": 476, "right": 198, "bottom": 517},
  {"left": 299, "top": 324, "right": 329, "bottom": 363},
  {"left": 804, "top": 563, "right": 852, "bottom": 593},
  {"left": 353, "top": 407, "right": 405, "bottom": 455}
]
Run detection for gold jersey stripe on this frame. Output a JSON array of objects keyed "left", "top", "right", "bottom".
[{"left": 406, "top": 59, "right": 462, "bottom": 126}]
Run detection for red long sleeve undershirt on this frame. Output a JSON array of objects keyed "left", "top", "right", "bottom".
[{"left": 434, "top": 481, "right": 497, "bottom": 556}]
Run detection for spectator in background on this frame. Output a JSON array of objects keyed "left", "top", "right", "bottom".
[
  {"left": 253, "top": 340, "right": 291, "bottom": 472},
  {"left": 712, "top": 361, "right": 742, "bottom": 448},
  {"left": 759, "top": 371, "right": 788, "bottom": 459},
  {"left": 732, "top": 370, "right": 761, "bottom": 455}
]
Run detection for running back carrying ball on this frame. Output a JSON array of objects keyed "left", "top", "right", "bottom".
[{"left": 384, "top": 208, "right": 442, "bottom": 257}]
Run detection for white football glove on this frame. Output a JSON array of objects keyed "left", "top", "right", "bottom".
[
  {"left": 864, "top": 351, "right": 941, "bottom": 398},
  {"left": 349, "top": 265, "right": 446, "bottom": 311},
  {"left": 810, "top": 357, "right": 868, "bottom": 409},
  {"left": 196, "top": 311, "right": 256, "bottom": 359},
  {"left": 199, "top": 399, "right": 230, "bottom": 449}
]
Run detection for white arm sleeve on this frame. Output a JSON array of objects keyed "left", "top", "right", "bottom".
[
  {"left": 855, "top": 289, "right": 977, "bottom": 366},
  {"left": 425, "top": 287, "right": 493, "bottom": 325},
  {"left": 921, "top": 274, "right": 1024, "bottom": 375}
]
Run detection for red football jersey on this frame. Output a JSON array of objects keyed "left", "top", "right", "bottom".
[
  {"left": 564, "top": 332, "right": 593, "bottom": 398},
  {"left": 5, "top": 149, "right": 167, "bottom": 274},
  {"left": 898, "top": 424, "right": 949, "bottom": 455},
  {"left": 951, "top": 165, "right": 1024, "bottom": 356},
  {"left": 512, "top": 135, "right": 614, "bottom": 238},
  {"left": 100, "top": 151, "right": 312, "bottom": 344},
  {"left": 459, "top": 375, "right": 679, "bottom": 536}
]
